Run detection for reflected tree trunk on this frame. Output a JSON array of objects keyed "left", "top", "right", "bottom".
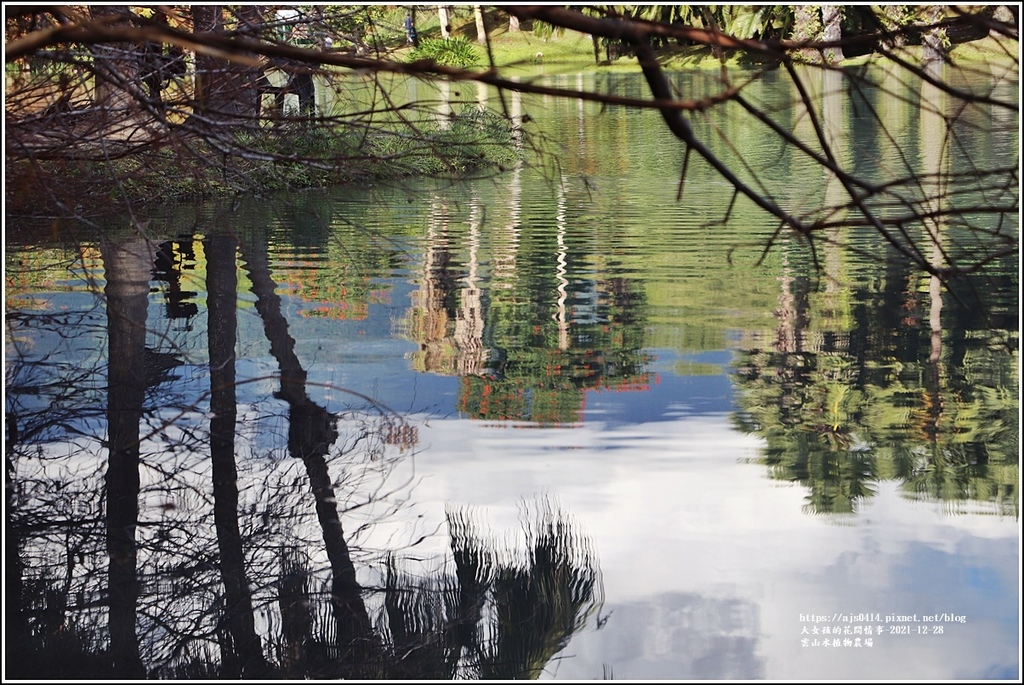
[
  {"left": 491, "top": 163, "right": 522, "bottom": 295},
  {"left": 774, "top": 252, "right": 810, "bottom": 357},
  {"left": 455, "top": 195, "right": 486, "bottom": 374},
  {"left": 928, "top": 248, "right": 944, "bottom": 366},
  {"left": 490, "top": 80, "right": 523, "bottom": 322},
  {"left": 238, "top": 240, "right": 308, "bottom": 405},
  {"left": 774, "top": 66, "right": 821, "bottom": 358},
  {"left": 818, "top": 67, "right": 851, "bottom": 342},
  {"left": 555, "top": 177, "right": 570, "bottom": 351},
  {"left": 919, "top": 62, "right": 949, "bottom": 443},
  {"left": 206, "top": 234, "right": 271, "bottom": 678},
  {"left": 239, "top": 236, "right": 378, "bottom": 674},
  {"left": 876, "top": 65, "right": 922, "bottom": 363},
  {"left": 102, "top": 237, "right": 152, "bottom": 679},
  {"left": 920, "top": 61, "right": 948, "bottom": 366}
]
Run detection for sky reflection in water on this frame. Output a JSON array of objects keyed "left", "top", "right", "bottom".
[
  {"left": 6, "top": 64, "right": 1019, "bottom": 680},
  {"left": 378, "top": 367, "right": 1019, "bottom": 681}
]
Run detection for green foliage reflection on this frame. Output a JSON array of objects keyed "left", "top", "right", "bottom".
[{"left": 733, "top": 250, "right": 1018, "bottom": 517}]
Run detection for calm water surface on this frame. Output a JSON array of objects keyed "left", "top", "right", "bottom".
[{"left": 5, "top": 66, "right": 1019, "bottom": 680}]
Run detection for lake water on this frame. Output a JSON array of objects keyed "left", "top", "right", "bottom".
[{"left": 4, "top": 64, "right": 1019, "bottom": 680}]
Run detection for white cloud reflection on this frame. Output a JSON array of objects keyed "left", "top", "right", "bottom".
[
  {"left": 378, "top": 411, "right": 1021, "bottom": 681},
  {"left": 23, "top": 397, "right": 1018, "bottom": 680}
]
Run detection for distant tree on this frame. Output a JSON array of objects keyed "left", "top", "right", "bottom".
[
  {"left": 474, "top": 5, "right": 487, "bottom": 44},
  {"left": 438, "top": 5, "right": 450, "bottom": 39},
  {"left": 191, "top": 5, "right": 264, "bottom": 120}
]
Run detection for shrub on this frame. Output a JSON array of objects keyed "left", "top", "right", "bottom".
[{"left": 408, "top": 36, "right": 481, "bottom": 68}]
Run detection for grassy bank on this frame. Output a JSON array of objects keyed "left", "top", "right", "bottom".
[{"left": 6, "top": 106, "right": 523, "bottom": 219}]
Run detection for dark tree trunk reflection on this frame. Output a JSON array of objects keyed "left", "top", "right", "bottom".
[
  {"left": 239, "top": 235, "right": 379, "bottom": 676},
  {"left": 5, "top": 430, "right": 28, "bottom": 668},
  {"left": 102, "top": 237, "right": 151, "bottom": 679},
  {"left": 206, "top": 233, "right": 273, "bottom": 678}
]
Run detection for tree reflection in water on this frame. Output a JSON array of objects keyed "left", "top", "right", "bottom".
[
  {"left": 732, "top": 240, "right": 1018, "bottom": 517},
  {"left": 5, "top": 233, "right": 603, "bottom": 680}
]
